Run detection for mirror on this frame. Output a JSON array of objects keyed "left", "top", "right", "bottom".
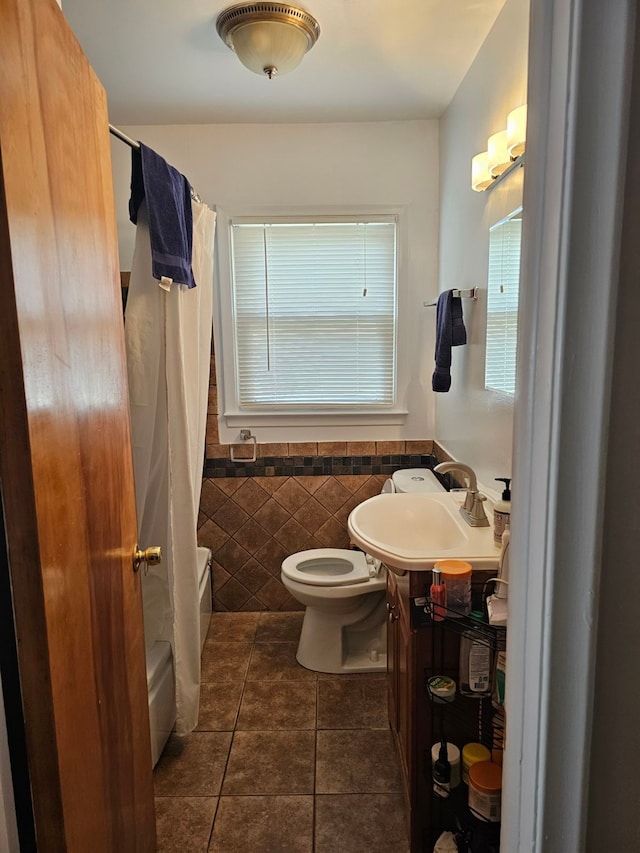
[{"left": 484, "top": 208, "right": 523, "bottom": 395}]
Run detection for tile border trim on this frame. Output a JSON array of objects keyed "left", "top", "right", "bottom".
[{"left": 203, "top": 453, "right": 438, "bottom": 479}]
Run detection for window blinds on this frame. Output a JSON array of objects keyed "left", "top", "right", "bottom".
[
  {"left": 230, "top": 219, "right": 397, "bottom": 408},
  {"left": 485, "top": 216, "right": 522, "bottom": 395}
]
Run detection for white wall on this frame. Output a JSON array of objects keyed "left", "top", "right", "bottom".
[
  {"left": 110, "top": 121, "right": 440, "bottom": 443},
  {"left": 437, "top": 0, "right": 529, "bottom": 491}
]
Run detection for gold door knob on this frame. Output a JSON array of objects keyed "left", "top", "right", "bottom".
[{"left": 133, "top": 545, "right": 162, "bottom": 573}]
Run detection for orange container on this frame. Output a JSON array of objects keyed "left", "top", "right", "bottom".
[
  {"left": 434, "top": 559, "right": 472, "bottom": 616},
  {"left": 468, "top": 760, "right": 502, "bottom": 822}
]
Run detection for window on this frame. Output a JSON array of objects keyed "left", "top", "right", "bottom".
[
  {"left": 485, "top": 210, "right": 522, "bottom": 395},
  {"left": 227, "top": 216, "right": 398, "bottom": 413}
]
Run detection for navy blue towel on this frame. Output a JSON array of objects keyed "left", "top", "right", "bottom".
[
  {"left": 129, "top": 143, "right": 196, "bottom": 288},
  {"left": 432, "top": 290, "right": 467, "bottom": 392}
]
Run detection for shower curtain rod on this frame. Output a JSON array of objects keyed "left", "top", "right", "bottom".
[
  {"left": 108, "top": 123, "right": 202, "bottom": 203},
  {"left": 109, "top": 123, "right": 139, "bottom": 149}
]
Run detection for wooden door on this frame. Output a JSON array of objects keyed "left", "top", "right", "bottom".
[{"left": 0, "top": 0, "right": 155, "bottom": 849}]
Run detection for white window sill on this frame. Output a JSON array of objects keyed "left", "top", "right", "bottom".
[{"left": 223, "top": 409, "right": 409, "bottom": 428}]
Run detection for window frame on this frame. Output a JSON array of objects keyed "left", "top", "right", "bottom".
[{"left": 214, "top": 207, "right": 409, "bottom": 430}]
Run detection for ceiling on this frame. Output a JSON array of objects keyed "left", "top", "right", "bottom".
[{"left": 62, "top": 0, "right": 507, "bottom": 125}]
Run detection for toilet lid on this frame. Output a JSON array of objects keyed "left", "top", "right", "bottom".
[{"left": 281, "top": 548, "right": 371, "bottom": 586}]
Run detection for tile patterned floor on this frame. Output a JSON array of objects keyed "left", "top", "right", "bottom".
[{"left": 154, "top": 612, "right": 410, "bottom": 852}]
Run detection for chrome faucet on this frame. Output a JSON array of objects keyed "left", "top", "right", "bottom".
[{"left": 434, "top": 462, "right": 490, "bottom": 527}]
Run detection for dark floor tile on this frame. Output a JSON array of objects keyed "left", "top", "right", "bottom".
[
  {"left": 222, "top": 730, "right": 315, "bottom": 794},
  {"left": 317, "top": 677, "right": 388, "bottom": 729},
  {"left": 155, "top": 797, "right": 217, "bottom": 853},
  {"left": 255, "top": 611, "right": 304, "bottom": 642},
  {"left": 316, "top": 730, "right": 403, "bottom": 794},
  {"left": 201, "top": 642, "right": 252, "bottom": 682},
  {"left": 196, "top": 682, "right": 243, "bottom": 731},
  {"left": 236, "top": 681, "right": 316, "bottom": 730},
  {"left": 207, "top": 612, "right": 260, "bottom": 642},
  {"left": 246, "top": 642, "right": 316, "bottom": 681},
  {"left": 208, "top": 795, "right": 313, "bottom": 852},
  {"left": 154, "top": 732, "right": 232, "bottom": 796},
  {"left": 315, "top": 794, "right": 409, "bottom": 853}
]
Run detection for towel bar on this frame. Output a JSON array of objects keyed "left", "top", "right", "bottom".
[{"left": 424, "top": 287, "right": 478, "bottom": 307}]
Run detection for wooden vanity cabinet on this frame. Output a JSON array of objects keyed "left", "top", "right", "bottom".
[{"left": 387, "top": 567, "right": 498, "bottom": 851}]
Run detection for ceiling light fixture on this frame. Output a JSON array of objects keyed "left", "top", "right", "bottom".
[{"left": 216, "top": 2, "right": 320, "bottom": 79}]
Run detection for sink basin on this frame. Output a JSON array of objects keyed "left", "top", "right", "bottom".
[{"left": 347, "top": 492, "right": 500, "bottom": 571}]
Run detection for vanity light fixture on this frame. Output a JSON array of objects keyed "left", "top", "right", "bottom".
[
  {"left": 216, "top": 2, "right": 320, "bottom": 79},
  {"left": 487, "top": 129, "right": 511, "bottom": 177},
  {"left": 507, "top": 104, "right": 527, "bottom": 158},
  {"left": 471, "top": 103, "right": 527, "bottom": 192},
  {"left": 471, "top": 152, "right": 493, "bottom": 192}
]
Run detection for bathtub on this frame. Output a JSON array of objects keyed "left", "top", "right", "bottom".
[{"left": 147, "top": 546, "right": 212, "bottom": 766}]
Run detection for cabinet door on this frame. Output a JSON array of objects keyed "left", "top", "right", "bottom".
[
  {"left": 386, "top": 577, "right": 399, "bottom": 731},
  {"left": 395, "top": 590, "right": 414, "bottom": 787}
]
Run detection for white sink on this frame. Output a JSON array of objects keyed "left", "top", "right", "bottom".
[{"left": 347, "top": 492, "right": 500, "bottom": 571}]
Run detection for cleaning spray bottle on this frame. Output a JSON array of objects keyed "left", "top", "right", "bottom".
[{"left": 493, "top": 477, "right": 512, "bottom": 546}]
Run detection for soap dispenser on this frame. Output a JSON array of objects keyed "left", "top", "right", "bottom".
[{"left": 493, "top": 477, "right": 511, "bottom": 546}]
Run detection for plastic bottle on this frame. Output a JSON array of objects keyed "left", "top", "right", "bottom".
[
  {"left": 432, "top": 737, "right": 451, "bottom": 798},
  {"left": 430, "top": 567, "right": 447, "bottom": 621},
  {"left": 459, "top": 617, "right": 492, "bottom": 697},
  {"left": 431, "top": 740, "right": 461, "bottom": 788},
  {"left": 435, "top": 560, "right": 472, "bottom": 617},
  {"left": 493, "top": 477, "right": 511, "bottom": 546}
]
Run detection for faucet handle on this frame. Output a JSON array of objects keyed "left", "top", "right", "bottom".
[
  {"left": 469, "top": 492, "right": 490, "bottom": 526},
  {"left": 462, "top": 489, "right": 475, "bottom": 513}
]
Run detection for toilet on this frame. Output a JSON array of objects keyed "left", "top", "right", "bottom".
[{"left": 281, "top": 467, "right": 445, "bottom": 674}]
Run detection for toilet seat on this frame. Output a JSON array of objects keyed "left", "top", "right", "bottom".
[{"left": 281, "top": 548, "right": 371, "bottom": 587}]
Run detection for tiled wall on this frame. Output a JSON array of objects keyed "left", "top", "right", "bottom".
[
  {"left": 197, "top": 447, "right": 435, "bottom": 612},
  {"left": 199, "top": 353, "right": 440, "bottom": 611}
]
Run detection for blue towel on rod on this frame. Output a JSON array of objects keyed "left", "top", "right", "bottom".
[
  {"left": 129, "top": 143, "right": 196, "bottom": 288},
  {"left": 432, "top": 290, "right": 467, "bottom": 392}
]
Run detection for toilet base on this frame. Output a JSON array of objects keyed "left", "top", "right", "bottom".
[{"left": 295, "top": 592, "right": 387, "bottom": 674}]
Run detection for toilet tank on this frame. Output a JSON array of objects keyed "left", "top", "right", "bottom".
[{"left": 390, "top": 468, "right": 445, "bottom": 493}]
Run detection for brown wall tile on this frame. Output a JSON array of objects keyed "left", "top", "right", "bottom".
[
  {"left": 207, "top": 443, "right": 230, "bottom": 459},
  {"left": 258, "top": 443, "right": 289, "bottom": 457},
  {"left": 347, "top": 441, "right": 376, "bottom": 455},
  {"left": 206, "top": 414, "right": 219, "bottom": 446},
  {"left": 375, "top": 441, "right": 406, "bottom": 455},
  {"left": 198, "top": 465, "right": 432, "bottom": 612},
  {"left": 317, "top": 441, "right": 347, "bottom": 456},
  {"left": 433, "top": 441, "right": 453, "bottom": 462},
  {"left": 406, "top": 439, "right": 433, "bottom": 454},
  {"left": 288, "top": 442, "right": 318, "bottom": 456}
]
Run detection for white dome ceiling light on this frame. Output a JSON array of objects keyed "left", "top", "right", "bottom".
[{"left": 216, "top": 2, "right": 320, "bottom": 79}]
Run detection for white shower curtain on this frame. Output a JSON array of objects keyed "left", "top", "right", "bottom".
[{"left": 125, "top": 199, "right": 216, "bottom": 735}]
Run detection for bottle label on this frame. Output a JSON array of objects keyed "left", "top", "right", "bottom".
[
  {"left": 469, "top": 642, "right": 491, "bottom": 692},
  {"left": 433, "top": 778, "right": 450, "bottom": 799},
  {"left": 469, "top": 785, "right": 501, "bottom": 822},
  {"left": 494, "top": 510, "right": 509, "bottom": 545}
]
